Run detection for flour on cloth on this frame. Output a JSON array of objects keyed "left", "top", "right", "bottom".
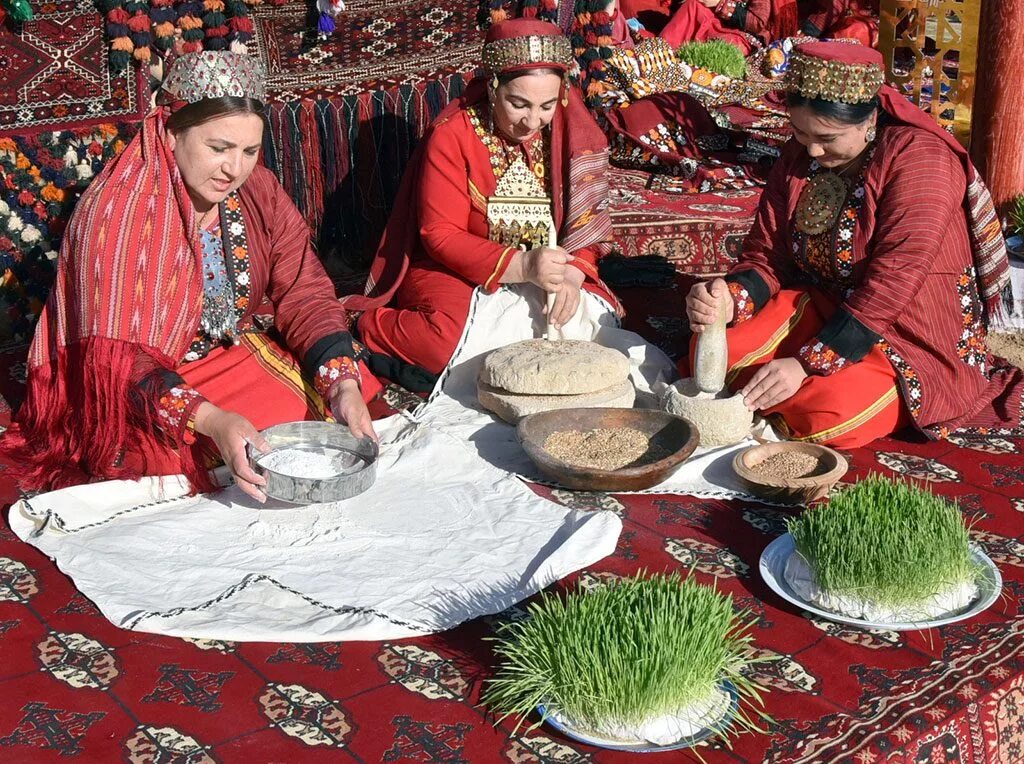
[{"left": 10, "top": 425, "right": 621, "bottom": 642}]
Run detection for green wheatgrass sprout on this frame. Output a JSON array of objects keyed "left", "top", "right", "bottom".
[
  {"left": 787, "top": 475, "right": 983, "bottom": 606},
  {"left": 483, "top": 572, "right": 765, "bottom": 738},
  {"left": 676, "top": 40, "right": 747, "bottom": 79},
  {"left": 1008, "top": 193, "right": 1024, "bottom": 237}
]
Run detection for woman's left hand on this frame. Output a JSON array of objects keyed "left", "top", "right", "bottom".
[
  {"left": 546, "top": 265, "right": 585, "bottom": 328},
  {"left": 329, "top": 378, "right": 378, "bottom": 442},
  {"left": 741, "top": 358, "right": 808, "bottom": 412}
]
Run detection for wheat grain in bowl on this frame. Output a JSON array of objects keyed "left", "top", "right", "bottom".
[{"left": 542, "top": 427, "right": 671, "bottom": 470}]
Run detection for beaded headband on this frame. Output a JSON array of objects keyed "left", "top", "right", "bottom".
[
  {"left": 161, "top": 51, "right": 267, "bottom": 106},
  {"left": 481, "top": 34, "right": 574, "bottom": 75},
  {"left": 784, "top": 52, "right": 884, "bottom": 104}
]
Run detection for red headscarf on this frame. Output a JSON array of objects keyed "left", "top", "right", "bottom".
[
  {"left": 789, "top": 41, "right": 1010, "bottom": 317},
  {"left": 344, "top": 19, "right": 614, "bottom": 310}
]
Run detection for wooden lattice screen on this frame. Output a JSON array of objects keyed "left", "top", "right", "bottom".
[{"left": 878, "top": 0, "right": 981, "bottom": 148}]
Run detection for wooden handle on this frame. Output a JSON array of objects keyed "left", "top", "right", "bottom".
[{"left": 546, "top": 228, "right": 558, "bottom": 341}]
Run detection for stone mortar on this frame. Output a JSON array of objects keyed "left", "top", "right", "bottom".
[
  {"left": 662, "top": 294, "right": 753, "bottom": 447},
  {"left": 662, "top": 379, "right": 753, "bottom": 447}
]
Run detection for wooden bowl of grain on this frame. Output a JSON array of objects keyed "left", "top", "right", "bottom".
[
  {"left": 732, "top": 442, "right": 848, "bottom": 505},
  {"left": 517, "top": 408, "right": 700, "bottom": 491}
]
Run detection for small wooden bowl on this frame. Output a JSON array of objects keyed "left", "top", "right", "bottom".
[
  {"left": 732, "top": 442, "right": 848, "bottom": 505},
  {"left": 518, "top": 408, "right": 700, "bottom": 491}
]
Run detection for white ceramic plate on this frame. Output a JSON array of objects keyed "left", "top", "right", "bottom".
[
  {"left": 537, "top": 681, "right": 738, "bottom": 753},
  {"left": 759, "top": 533, "right": 1002, "bottom": 631}
]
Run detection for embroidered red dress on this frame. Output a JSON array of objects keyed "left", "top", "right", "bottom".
[
  {"left": 696, "top": 123, "right": 1024, "bottom": 446},
  {"left": 2, "top": 111, "right": 381, "bottom": 493},
  {"left": 347, "top": 19, "right": 619, "bottom": 375}
]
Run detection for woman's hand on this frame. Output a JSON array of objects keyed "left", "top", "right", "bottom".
[
  {"left": 546, "top": 265, "right": 585, "bottom": 328},
  {"left": 329, "top": 378, "right": 378, "bottom": 442},
  {"left": 193, "top": 402, "right": 269, "bottom": 503},
  {"left": 741, "top": 358, "right": 808, "bottom": 412},
  {"left": 522, "top": 246, "right": 574, "bottom": 293},
  {"left": 685, "top": 278, "right": 734, "bottom": 333}
]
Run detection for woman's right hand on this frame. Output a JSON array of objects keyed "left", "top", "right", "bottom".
[
  {"left": 193, "top": 402, "right": 269, "bottom": 503},
  {"left": 685, "top": 278, "right": 734, "bottom": 333},
  {"left": 522, "top": 246, "right": 574, "bottom": 293}
]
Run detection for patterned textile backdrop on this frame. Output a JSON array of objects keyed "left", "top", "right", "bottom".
[
  {"left": 0, "top": 124, "right": 139, "bottom": 349},
  {"left": 262, "top": 75, "right": 479, "bottom": 276},
  {"left": 608, "top": 167, "right": 760, "bottom": 276},
  {"left": 251, "top": 0, "right": 486, "bottom": 271},
  {"left": 253, "top": 0, "right": 484, "bottom": 100},
  {"left": 0, "top": 0, "right": 146, "bottom": 136}
]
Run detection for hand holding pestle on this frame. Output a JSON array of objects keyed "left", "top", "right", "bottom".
[{"left": 693, "top": 296, "right": 729, "bottom": 394}]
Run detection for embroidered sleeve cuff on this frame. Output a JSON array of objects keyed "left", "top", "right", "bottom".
[
  {"left": 725, "top": 268, "right": 771, "bottom": 312},
  {"left": 302, "top": 331, "right": 362, "bottom": 379},
  {"left": 798, "top": 339, "right": 850, "bottom": 376},
  {"left": 314, "top": 354, "right": 362, "bottom": 402},
  {"left": 715, "top": 0, "right": 746, "bottom": 25},
  {"left": 483, "top": 246, "right": 517, "bottom": 293},
  {"left": 818, "top": 305, "right": 882, "bottom": 363},
  {"left": 157, "top": 385, "right": 207, "bottom": 445},
  {"left": 728, "top": 281, "right": 755, "bottom": 324}
]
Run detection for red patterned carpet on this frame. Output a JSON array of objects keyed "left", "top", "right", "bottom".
[
  {"left": 608, "top": 167, "right": 761, "bottom": 276},
  {"left": 1, "top": 288, "right": 1023, "bottom": 763},
  {"left": 0, "top": 0, "right": 145, "bottom": 136},
  {"left": 254, "top": 0, "right": 483, "bottom": 100}
]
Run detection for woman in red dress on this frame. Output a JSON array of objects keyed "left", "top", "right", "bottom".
[
  {"left": 347, "top": 19, "right": 619, "bottom": 375},
  {"left": 2, "top": 52, "right": 423, "bottom": 501},
  {"left": 611, "top": 0, "right": 799, "bottom": 51},
  {"left": 684, "top": 42, "right": 1022, "bottom": 447}
]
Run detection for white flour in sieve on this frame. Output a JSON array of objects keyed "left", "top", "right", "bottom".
[{"left": 257, "top": 447, "right": 348, "bottom": 479}]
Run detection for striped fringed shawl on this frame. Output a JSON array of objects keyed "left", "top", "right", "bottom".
[
  {"left": 876, "top": 84, "right": 1009, "bottom": 319},
  {"left": 3, "top": 109, "right": 214, "bottom": 492}
]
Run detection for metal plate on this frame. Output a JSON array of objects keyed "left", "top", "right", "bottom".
[
  {"left": 759, "top": 533, "right": 1002, "bottom": 631},
  {"left": 536, "top": 681, "right": 738, "bottom": 753}
]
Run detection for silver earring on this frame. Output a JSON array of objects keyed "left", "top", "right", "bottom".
[{"left": 866, "top": 126, "right": 876, "bottom": 143}]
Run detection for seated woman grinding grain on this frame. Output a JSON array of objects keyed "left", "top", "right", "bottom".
[
  {"left": 683, "top": 42, "right": 1024, "bottom": 448},
  {"left": 344, "top": 19, "right": 620, "bottom": 375},
  {"left": 1, "top": 52, "right": 430, "bottom": 503}
]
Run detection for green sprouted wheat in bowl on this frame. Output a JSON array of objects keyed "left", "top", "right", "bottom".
[
  {"left": 784, "top": 476, "right": 984, "bottom": 623},
  {"left": 676, "top": 40, "right": 748, "bottom": 79},
  {"left": 483, "top": 572, "right": 767, "bottom": 748}
]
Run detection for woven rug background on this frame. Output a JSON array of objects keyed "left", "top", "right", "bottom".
[
  {"left": 608, "top": 167, "right": 761, "bottom": 276},
  {"left": 262, "top": 74, "right": 479, "bottom": 271},
  {"left": 253, "top": 0, "right": 484, "bottom": 101},
  {"left": 0, "top": 0, "right": 146, "bottom": 137},
  {"left": 0, "top": 123, "right": 140, "bottom": 349},
  {"left": 249, "top": 0, "right": 486, "bottom": 268}
]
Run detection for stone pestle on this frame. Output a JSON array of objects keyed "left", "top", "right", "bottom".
[
  {"left": 694, "top": 296, "right": 729, "bottom": 394},
  {"left": 661, "top": 289, "right": 754, "bottom": 447}
]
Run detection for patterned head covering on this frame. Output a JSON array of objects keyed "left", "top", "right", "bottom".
[
  {"left": 482, "top": 19, "right": 574, "bottom": 76},
  {"left": 784, "top": 41, "right": 884, "bottom": 105},
  {"left": 160, "top": 51, "right": 267, "bottom": 111}
]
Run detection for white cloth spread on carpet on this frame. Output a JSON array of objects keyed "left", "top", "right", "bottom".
[
  {"left": 9, "top": 285, "right": 770, "bottom": 642},
  {"left": 10, "top": 426, "right": 620, "bottom": 642}
]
